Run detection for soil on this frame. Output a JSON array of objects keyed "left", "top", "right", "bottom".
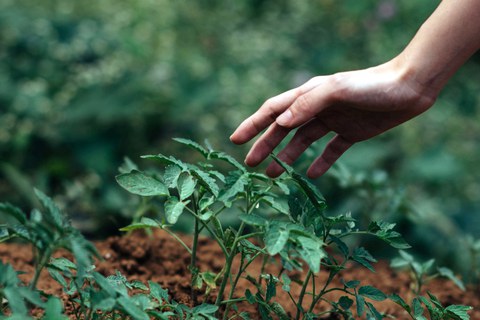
[{"left": 1, "top": 230, "right": 479, "bottom": 319}]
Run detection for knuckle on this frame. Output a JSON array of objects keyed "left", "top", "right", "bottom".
[{"left": 293, "top": 94, "right": 312, "bottom": 114}]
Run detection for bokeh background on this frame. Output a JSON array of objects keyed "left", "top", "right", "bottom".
[{"left": 1, "top": 0, "right": 480, "bottom": 282}]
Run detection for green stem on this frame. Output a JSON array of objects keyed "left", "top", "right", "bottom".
[
  {"left": 295, "top": 270, "right": 313, "bottom": 320},
  {"left": 223, "top": 255, "right": 246, "bottom": 320},
  {"left": 190, "top": 194, "right": 200, "bottom": 305},
  {"left": 30, "top": 246, "right": 53, "bottom": 290},
  {"left": 161, "top": 226, "right": 192, "bottom": 254}
]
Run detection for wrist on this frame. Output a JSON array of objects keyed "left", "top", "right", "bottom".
[{"left": 389, "top": 54, "right": 440, "bottom": 104}]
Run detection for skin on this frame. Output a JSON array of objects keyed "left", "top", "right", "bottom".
[{"left": 230, "top": 0, "right": 480, "bottom": 179}]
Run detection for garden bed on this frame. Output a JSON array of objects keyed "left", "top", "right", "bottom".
[{"left": 1, "top": 230, "right": 478, "bottom": 319}]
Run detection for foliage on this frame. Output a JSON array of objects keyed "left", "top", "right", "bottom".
[{"left": 115, "top": 138, "right": 472, "bottom": 319}]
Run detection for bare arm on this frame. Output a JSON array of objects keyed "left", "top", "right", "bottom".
[{"left": 230, "top": 0, "right": 480, "bottom": 178}]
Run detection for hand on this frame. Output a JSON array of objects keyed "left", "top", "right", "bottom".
[{"left": 230, "top": 60, "right": 437, "bottom": 178}]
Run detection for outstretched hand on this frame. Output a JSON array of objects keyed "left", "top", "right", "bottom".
[{"left": 230, "top": 60, "right": 436, "bottom": 178}]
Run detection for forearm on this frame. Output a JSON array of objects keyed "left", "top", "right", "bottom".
[{"left": 395, "top": 0, "right": 480, "bottom": 97}]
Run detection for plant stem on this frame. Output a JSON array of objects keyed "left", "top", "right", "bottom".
[
  {"left": 190, "top": 194, "right": 200, "bottom": 305},
  {"left": 295, "top": 270, "right": 313, "bottom": 320},
  {"left": 161, "top": 226, "right": 192, "bottom": 254},
  {"left": 30, "top": 246, "right": 53, "bottom": 290}
]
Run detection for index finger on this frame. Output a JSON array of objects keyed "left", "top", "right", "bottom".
[{"left": 230, "top": 76, "right": 325, "bottom": 144}]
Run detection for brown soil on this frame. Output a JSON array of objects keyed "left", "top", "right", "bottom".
[{"left": 1, "top": 230, "right": 479, "bottom": 319}]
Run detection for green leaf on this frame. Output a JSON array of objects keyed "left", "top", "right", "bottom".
[
  {"left": 43, "top": 296, "right": 67, "bottom": 320},
  {"left": 0, "top": 203, "right": 27, "bottom": 224},
  {"left": 164, "top": 197, "right": 186, "bottom": 224},
  {"left": 192, "top": 304, "right": 218, "bottom": 315},
  {"left": 93, "top": 297, "right": 116, "bottom": 311},
  {"left": 34, "top": 188, "right": 65, "bottom": 228},
  {"left": 48, "top": 257, "right": 77, "bottom": 272},
  {"left": 245, "top": 289, "right": 255, "bottom": 304},
  {"left": 438, "top": 267, "right": 466, "bottom": 291},
  {"left": 358, "top": 286, "right": 387, "bottom": 301},
  {"left": 118, "top": 157, "right": 139, "bottom": 174},
  {"left": 413, "top": 298, "right": 424, "bottom": 317},
  {"left": 356, "top": 294, "right": 365, "bottom": 316},
  {"left": 141, "top": 154, "right": 187, "bottom": 170},
  {"left": 209, "top": 151, "right": 245, "bottom": 171},
  {"left": 264, "top": 223, "right": 289, "bottom": 255},
  {"left": 120, "top": 217, "right": 160, "bottom": 231},
  {"left": 149, "top": 281, "right": 169, "bottom": 303},
  {"left": 3, "top": 287, "right": 28, "bottom": 315},
  {"left": 339, "top": 296, "right": 354, "bottom": 310},
  {"left": 177, "top": 172, "right": 196, "bottom": 200},
  {"left": 271, "top": 302, "right": 289, "bottom": 320},
  {"left": 219, "top": 172, "right": 249, "bottom": 203},
  {"left": 239, "top": 214, "right": 268, "bottom": 227},
  {"left": 173, "top": 138, "right": 209, "bottom": 157},
  {"left": 389, "top": 294, "right": 411, "bottom": 313},
  {"left": 329, "top": 235, "right": 349, "bottom": 258},
  {"left": 352, "top": 247, "right": 377, "bottom": 273},
  {"left": 117, "top": 296, "right": 150, "bottom": 320},
  {"left": 366, "top": 302, "right": 383, "bottom": 320},
  {"left": 164, "top": 165, "right": 182, "bottom": 188},
  {"left": 116, "top": 170, "right": 169, "bottom": 197},
  {"left": 445, "top": 305, "right": 473, "bottom": 320},
  {"left": 296, "top": 236, "right": 326, "bottom": 273},
  {"left": 261, "top": 196, "right": 289, "bottom": 215},
  {"left": 343, "top": 280, "right": 360, "bottom": 289},
  {"left": 281, "top": 274, "right": 291, "bottom": 293},
  {"left": 190, "top": 168, "right": 219, "bottom": 197},
  {"left": 266, "top": 275, "right": 276, "bottom": 302}
]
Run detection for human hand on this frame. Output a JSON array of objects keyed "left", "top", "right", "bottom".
[{"left": 230, "top": 60, "right": 437, "bottom": 178}]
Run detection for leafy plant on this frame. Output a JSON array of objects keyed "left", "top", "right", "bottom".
[
  {"left": 116, "top": 138, "right": 472, "bottom": 319},
  {"left": 391, "top": 250, "right": 466, "bottom": 295}
]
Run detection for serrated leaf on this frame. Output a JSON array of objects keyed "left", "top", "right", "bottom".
[
  {"left": 148, "top": 281, "right": 169, "bottom": 303},
  {"left": 352, "top": 247, "right": 377, "bottom": 273},
  {"left": 219, "top": 172, "right": 249, "bottom": 203},
  {"left": 330, "top": 235, "right": 349, "bottom": 258},
  {"left": 245, "top": 289, "right": 255, "bottom": 304},
  {"left": 297, "top": 236, "right": 326, "bottom": 273},
  {"left": 239, "top": 214, "right": 268, "bottom": 227},
  {"left": 141, "top": 154, "right": 187, "bottom": 170},
  {"left": 116, "top": 170, "right": 169, "bottom": 197},
  {"left": 261, "top": 196, "right": 289, "bottom": 215},
  {"left": 177, "top": 172, "right": 196, "bottom": 200},
  {"left": 192, "top": 303, "right": 218, "bottom": 314},
  {"left": 264, "top": 223, "right": 289, "bottom": 255},
  {"left": 34, "top": 188, "right": 65, "bottom": 228},
  {"left": 271, "top": 302, "right": 289, "bottom": 320},
  {"left": 389, "top": 294, "right": 410, "bottom": 313},
  {"left": 117, "top": 296, "right": 150, "bottom": 320},
  {"left": 173, "top": 138, "right": 209, "bottom": 157},
  {"left": 413, "top": 298, "right": 424, "bottom": 317},
  {"left": 438, "top": 267, "right": 465, "bottom": 291},
  {"left": 358, "top": 286, "right": 386, "bottom": 301},
  {"left": 164, "top": 165, "right": 182, "bottom": 188},
  {"left": 0, "top": 203, "right": 27, "bottom": 224},
  {"left": 49, "top": 257, "right": 77, "bottom": 271},
  {"left": 130, "top": 280, "right": 149, "bottom": 291},
  {"left": 164, "top": 197, "right": 186, "bottom": 224},
  {"left": 93, "top": 297, "right": 116, "bottom": 311},
  {"left": 209, "top": 151, "right": 245, "bottom": 171},
  {"left": 445, "top": 305, "right": 473, "bottom": 320},
  {"left": 190, "top": 168, "right": 219, "bottom": 197}
]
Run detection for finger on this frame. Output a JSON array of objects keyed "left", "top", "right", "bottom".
[
  {"left": 230, "top": 77, "right": 325, "bottom": 144},
  {"left": 244, "top": 123, "right": 290, "bottom": 167},
  {"left": 276, "top": 78, "right": 335, "bottom": 129},
  {"left": 265, "top": 119, "right": 330, "bottom": 177},
  {"left": 307, "top": 135, "right": 353, "bottom": 178}
]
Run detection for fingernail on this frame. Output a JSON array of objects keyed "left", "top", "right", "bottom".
[{"left": 276, "top": 110, "right": 292, "bottom": 126}]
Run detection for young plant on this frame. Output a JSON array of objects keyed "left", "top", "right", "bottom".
[
  {"left": 116, "top": 138, "right": 471, "bottom": 319},
  {"left": 390, "top": 250, "right": 466, "bottom": 295}
]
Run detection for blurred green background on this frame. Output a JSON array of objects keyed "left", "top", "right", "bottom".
[{"left": 1, "top": 0, "right": 479, "bottom": 281}]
